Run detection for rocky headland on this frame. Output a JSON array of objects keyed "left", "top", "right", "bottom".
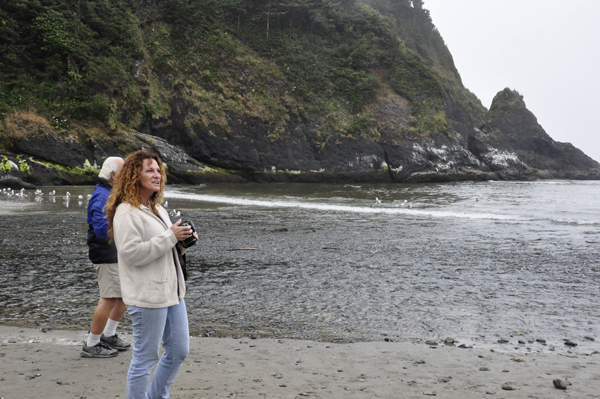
[{"left": 1, "top": 1, "right": 598, "bottom": 188}]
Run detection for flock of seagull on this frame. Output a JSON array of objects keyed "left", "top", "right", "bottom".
[
  {"left": 2, "top": 188, "right": 185, "bottom": 216},
  {"left": 1, "top": 188, "right": 92, "bottom": 202}
]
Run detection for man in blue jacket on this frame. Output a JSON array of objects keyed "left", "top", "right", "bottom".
[{"left": 81, "top": 157, "right": 130, "bottom": 358}]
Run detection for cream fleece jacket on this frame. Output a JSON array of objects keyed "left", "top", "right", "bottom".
[{"left": 113, "top": 202, "right": 186, "bottom": 308}]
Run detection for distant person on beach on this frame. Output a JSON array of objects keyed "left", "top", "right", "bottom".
[
  {"left": 81, "top": 156, "right": 131, "bottom": 358},
  {"left": 106, "top": 150, "right": 197, "bottom": 399}
]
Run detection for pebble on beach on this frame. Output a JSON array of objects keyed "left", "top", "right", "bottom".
[
  {"left": 553, "top": 379, "right": 568, "bottom": 390},
  {"left": 501, "top": 383, "right": 516, "bottom": 391}
]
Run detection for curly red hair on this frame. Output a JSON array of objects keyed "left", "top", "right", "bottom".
[{"left": 106, "top": 150, "right": 167, "bottom": 237}]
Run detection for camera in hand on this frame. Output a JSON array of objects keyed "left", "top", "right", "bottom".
[{"left": 180, "top": 220, "right": 197, "bottom": 247}]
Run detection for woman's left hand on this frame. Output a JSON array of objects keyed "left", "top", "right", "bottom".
[{"left": 170, "top": 219, "right": 193, "bottom": 241}]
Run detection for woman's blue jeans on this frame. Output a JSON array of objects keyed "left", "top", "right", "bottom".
[{"left": 126, "top": 299, "right": 189, "bottom": 399}]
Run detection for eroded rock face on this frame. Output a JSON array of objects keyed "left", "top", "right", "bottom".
[{"left": 5, "top": 89, "right": 600, "bottom": 185}]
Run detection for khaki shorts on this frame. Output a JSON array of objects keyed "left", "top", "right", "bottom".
[{"left": 93, "top": 263, "right": 122, "bottom": 298}]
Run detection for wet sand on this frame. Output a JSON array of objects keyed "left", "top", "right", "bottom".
[{"left": 1, "top": 325, "right": 599, "bottom": 399}]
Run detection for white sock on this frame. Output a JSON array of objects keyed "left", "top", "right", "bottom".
[
  {"left": 103, "top": 318, "right": 119, "bottom": 337},
  {"left": 87, "top": 332, "right": 101, "bottom": 347}
]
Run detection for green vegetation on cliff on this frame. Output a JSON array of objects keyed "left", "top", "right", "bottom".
[{"left": 0, "top": 0, "right": 484, "bottom": 146}]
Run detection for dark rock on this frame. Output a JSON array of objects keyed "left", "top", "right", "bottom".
[
  {"left": 518, "top": 339, "right": 526, "bottom": 344},
  {"left": 479, "top": 367, "right": 490, "bottom": 371},
  {"left": 501, "top": 383, "right": 515, "bottom": 391},
  {"left": 423, "top": 391, "right": 437, "bottom": 396},
  {"left": 0, "top": 175, "right": 36, "bottom": 189},
  {"left": 536, "top": 338, "right": 546, "bottom": 344},
  {"left": 13, "top": 120, "right": 87, "bottom": 168},
  {"left": 498, "top": 338, "right": 509, "bottom": 344},
  {"left": 584, "top": 336, "right": 595, "bottom": 341},
  {"left": 564, "top": 341, "right": 577, "bottom": 347},
  {"left": 553, "top": 379, "right": 568, "bottom": 390},
  {"left": 444, "top": 337, "right": 455, "bottom": 344}
]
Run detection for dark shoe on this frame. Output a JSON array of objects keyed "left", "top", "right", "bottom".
[
  {"left": 80, "top": 342, "right": 118, "bottom": 358},
  {"left": 100, "top": 333, "right": 131, "bottom": 351}
]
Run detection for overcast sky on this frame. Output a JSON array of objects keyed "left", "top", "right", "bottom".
[{"left": 423, "top": 0, "right": 600, "bottom": 163}]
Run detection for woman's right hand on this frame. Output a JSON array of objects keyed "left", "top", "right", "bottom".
[{"left": 169, "top": 219, "right": 193, "bottom": 241}]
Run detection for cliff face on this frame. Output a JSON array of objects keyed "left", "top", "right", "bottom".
[{"left": 0, "top": 1, "right": 598, "bottom": 187}]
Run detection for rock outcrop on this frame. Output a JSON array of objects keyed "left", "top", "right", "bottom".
[
  {"left": 471, "top": 89, "right": 600, "bottom": 179},
  {"left": 0, "top": 114, "right": 242, "bottom": 186}
]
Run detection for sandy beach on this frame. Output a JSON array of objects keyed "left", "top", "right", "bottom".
[{"left": 1, "top": 326, "right": 598, "bottom": 399}]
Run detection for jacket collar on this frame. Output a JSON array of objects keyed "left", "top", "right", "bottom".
[{"left": 97, "top": 178, "right": 112, "bottom": 191}]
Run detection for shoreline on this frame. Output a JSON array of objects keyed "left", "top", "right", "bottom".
[{"left": 1, "top": 325, "right": 598, "bottom": 398}]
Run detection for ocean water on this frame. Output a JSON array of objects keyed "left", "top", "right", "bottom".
[{"left": 1, "top": 180, "right": 599, "bottom": 353}]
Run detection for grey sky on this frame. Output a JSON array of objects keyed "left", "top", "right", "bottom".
[{"left": 423, "top": 0, "right": 600, "bottom": 163}]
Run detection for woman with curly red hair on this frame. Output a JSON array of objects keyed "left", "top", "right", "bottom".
[{"left": 106, "top": 150, "right": 197, "bottom": 399}]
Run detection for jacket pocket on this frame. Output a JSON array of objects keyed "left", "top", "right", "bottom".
[{"left": 142, "top": 279, "right": 169, "bottom": 304}]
